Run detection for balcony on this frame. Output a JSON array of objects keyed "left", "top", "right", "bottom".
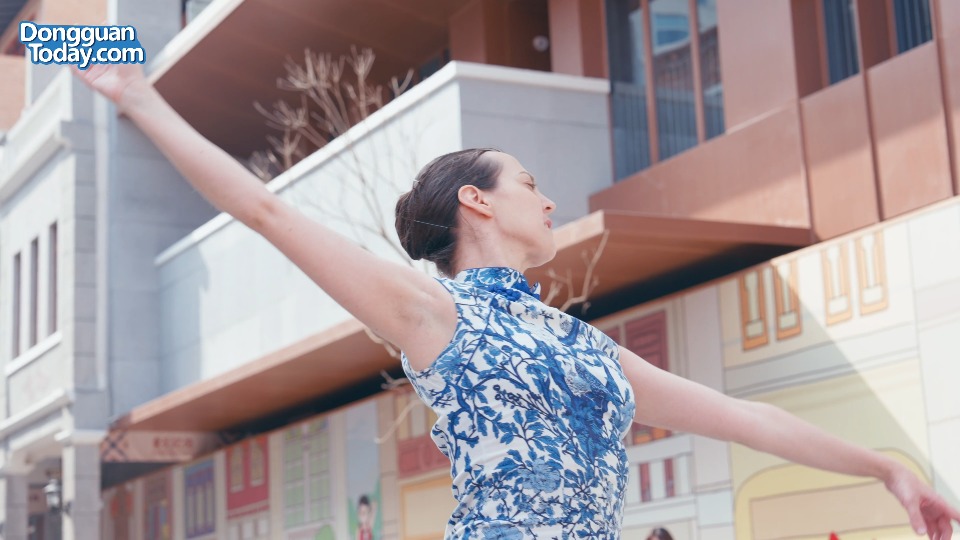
[
  {"left": 124, "top": 60, "right": 612, "bottom": 432},
  {"left": 146, "top": 0, "right": 474, "bottom": 157}
]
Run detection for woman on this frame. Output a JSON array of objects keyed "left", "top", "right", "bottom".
[{"left": 74, "top": 64, "right": 958, "bottom": 539}]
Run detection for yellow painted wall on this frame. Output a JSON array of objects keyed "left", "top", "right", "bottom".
[{"left": 731, "top": 360, "right": 932, "bottom": 540}]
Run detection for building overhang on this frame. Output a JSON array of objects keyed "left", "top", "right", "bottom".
[
  {"left": 111, "top": 319, "right": 395, "bottom": 433},
  {"left": 526, "top": 210, "right": 812, "bottom": 308},
  {"left": 112, "top": 209, "right": 810, "bottom": 436},
  {"left": 147, "top": 0, "right": 470, "bottom": 156}
]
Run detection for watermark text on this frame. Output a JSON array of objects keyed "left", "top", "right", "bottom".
[{"left": 19, "top": 22, "right": 145, "bottom": 70}]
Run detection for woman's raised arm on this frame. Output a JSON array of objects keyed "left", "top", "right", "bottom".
[
  {"left": 73, "top": 64, "right": 456, "bottom": 365},
  {"left": 618, "top": 346, "right": 960, "bottom": 539}
]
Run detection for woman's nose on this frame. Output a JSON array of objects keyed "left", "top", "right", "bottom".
[{"left": 542, "top": 194, "right": 557, "bottom": 213}]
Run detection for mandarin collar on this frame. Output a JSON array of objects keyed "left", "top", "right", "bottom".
[{"left": 454, "top": 267, "right": 541, "bottom": 300}]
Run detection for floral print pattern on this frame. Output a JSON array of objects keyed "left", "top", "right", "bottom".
[{"left": 402, "top": 267, "right": 636, "bottom": 539}]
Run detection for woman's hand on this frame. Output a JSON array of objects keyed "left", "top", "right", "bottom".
[
  {"left": 885, "top": 465, "right": 959, "bottom": 539},
  {"left": 71, "top": 63, "right": 150, "bottom": 112}
]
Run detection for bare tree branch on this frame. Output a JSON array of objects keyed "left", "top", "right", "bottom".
[{"left": 544, "top": 230, "right": 610, "bottom": 313}]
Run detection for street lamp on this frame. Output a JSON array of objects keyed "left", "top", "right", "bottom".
[{"left": 43, "top": 477, "right": 69, "bottom": 515}]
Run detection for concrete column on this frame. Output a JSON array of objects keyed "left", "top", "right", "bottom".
[
  {"left": 60, "top": 442, "right": 101, "bottom": 540},
  {"left": 548, "top": 0, "right": 607, "bottom": 78},
  {"left": 0, "top": 472, "right": 29, "bottom": 540}
]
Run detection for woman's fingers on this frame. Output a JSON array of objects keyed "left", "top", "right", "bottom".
[{"left": 936, "top": 515, "right": 952, "bottom": 540}]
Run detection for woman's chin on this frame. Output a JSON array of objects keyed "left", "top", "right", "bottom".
[{"left": 532, "top": 245, "right": 558, "bottom": 268}]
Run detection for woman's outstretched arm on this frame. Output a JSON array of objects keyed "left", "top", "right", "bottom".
[
  {"left": 73, "top": 64, "right": 455, "bottom": 367},
  {"left": 619, "top": 346, "right": 959, "bottom": 539}
]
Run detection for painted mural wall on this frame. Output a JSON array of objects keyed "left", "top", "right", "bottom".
[
  {"left": 102, "top": 198, "right": 960, "bottom": 540},
  {"left": 101, "top": 387, "right": 457, "bottom": 540}
]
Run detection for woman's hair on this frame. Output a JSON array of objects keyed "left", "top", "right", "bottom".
[
  {"left": 647, "top": 528, "right": 674, "bottom": 540},
  {"left": 395, "top": 148, "right": 502, "bottom": 276}
]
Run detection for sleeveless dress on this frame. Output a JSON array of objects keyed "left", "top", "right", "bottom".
[{"left": 401, "top": 267, "right": 636, "bottom": 539}]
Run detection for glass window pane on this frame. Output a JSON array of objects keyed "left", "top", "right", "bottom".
[
  {"left": 822, "top": 0, "right": 860, "bottom": 84},
  {"left": 893, "top": 0, "right": 932, "bottom": 53},
  {"left": 607, "top": 0, "right": 653, "bottom": 178},
  {"left": 697, "top": 0, "right": 724, "bottom": 139},
  {"left": 652, "top": 0, "right": 698, "bottom": 160}
]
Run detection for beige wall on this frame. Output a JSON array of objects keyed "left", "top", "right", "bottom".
[{"left": 0, "top": 55, "right": 24, "bottom": 131}]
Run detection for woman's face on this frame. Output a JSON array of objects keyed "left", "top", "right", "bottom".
[{"left": 483, "top": 152, "right": 557, "bottom": 268}]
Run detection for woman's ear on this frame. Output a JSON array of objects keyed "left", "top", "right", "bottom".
[{"left": 457, "top": 185, "right": 494, "bottom": 218}]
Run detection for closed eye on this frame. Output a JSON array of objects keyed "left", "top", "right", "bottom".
[{"left": 519, "top": 171, "right": 538, "bottom": 190}]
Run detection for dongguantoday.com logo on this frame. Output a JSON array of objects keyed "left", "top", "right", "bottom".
[{"left": 19, "top": 22, "right": 146, "bottom": 70}]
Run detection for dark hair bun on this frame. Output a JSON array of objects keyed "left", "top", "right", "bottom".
[{"left": 395, "top": 148, "right": 501, "bottom": 276}]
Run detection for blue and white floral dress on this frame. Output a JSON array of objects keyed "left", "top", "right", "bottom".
[{"left": 401, "top": 267, "right": 636, "bottom": 539}]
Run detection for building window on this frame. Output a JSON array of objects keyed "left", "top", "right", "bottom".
[
  {"left": 230, "top": 446, "right": 244, "bottom": 493},
  {"left": 250, "top": 440, "right": 265, "bottom": 487},
  {"left": 623, "top": 311, "right": 671, "bottom": 444},
  {"left": 893, "top": 0, "right": 932, "bottom": 53},
  {"left": 48, "top": 223, "right": 57, "bottom": 335},
  {"left": 698, "top": 0, "right": 723, "bottom": 139},
  {"left": 773, "top": 260, "right": 802, "bottom": 340},
  {"left": 822, "top": 243, "right": 853, "bottom": 325},
  {"left": 856, "top": 231, "right": 888, "bottom": 314},
  {"left": 144, "top": 473, "right": 172, "bottom": 540},
  {"left": 822, "top": 0, "right": 860, "bottom": 84},
  {"left": 796, "top": 0, "right": 935, "bottom": 96},
  {"left": 283, "top": 418, "right": 331, "bottom": 529},
  {"left": 283, "top": 427, "right": 305, "bottom": 527},
  {"left": 639, "top": 462, "right": 652, "bottom": 502},
  {"left": 738, "top": 269, "right": 769, "bottom": 350},
  {"left": 185, "top": 460, "right": 215, "bottom": 539},
  {"left": 664, "top": 457, "right": 675, "bottom": 497},
  {"left": 608, "top": 0, "right": 653, "bottom": 178},
  {"left": 307, "top": 420, "right": 331, "bottom": 522},
  {"left": 108, "top": 485, "right": 134, "bottom": 540},
  {"left": 607, "top": 0, "right": 725, "bottom": 179},
  {"left": 29, "top": 238, "right": 39, "bottom": 348},
  {"left": 12, "top": 252, "right": 21, "bottom": 357},
  {"left": 651, "top": 0, "right": 697, "bottom": 160}
]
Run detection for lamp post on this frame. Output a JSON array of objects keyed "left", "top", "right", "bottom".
[
  {"left": 43, "top": 478, "right": 62, "bottom": 514},
  {"left": 43, "top": 475, "right": 65, "bottom": 540}
]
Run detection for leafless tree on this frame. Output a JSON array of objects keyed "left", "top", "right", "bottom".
[{"left": 250, "top": 46, "right": 414, "bottom": 180}]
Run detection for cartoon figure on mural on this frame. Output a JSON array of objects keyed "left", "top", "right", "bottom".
[
  {"left": 346, "top": 401, "right": 382, "bottom": 540},
  {"left": 356, "top": 494, "right": 376, "bottom": 540}
]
